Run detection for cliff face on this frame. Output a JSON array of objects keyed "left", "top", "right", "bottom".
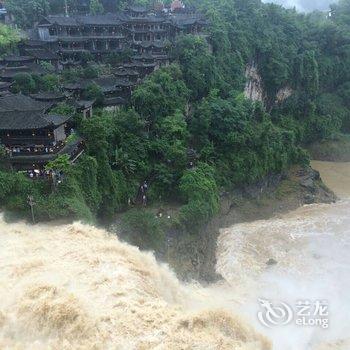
[
  {"left": 244, "top": 61, "right": 293, "bottom": 106},
  {"left": 275, "top": 86, "right": 293, "bottom": 104},
  {"left": 165, "top": 165, "right": 336, "bottom": 282},
  {"left": 244, "top": 61, "right": 265, "bottom": 102}
]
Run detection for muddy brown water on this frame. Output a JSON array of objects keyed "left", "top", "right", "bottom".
[
  {"left": 0, "top": 161, "right": 349, "bottom": 349},
  {"left": 216, "top": 161, "right": 350, "bottom": 349},
  {"left": 311, "top": 161, "right": 350, "bottom": 198}
]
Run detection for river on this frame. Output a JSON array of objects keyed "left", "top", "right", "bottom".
[{"left": 0, "top": 162, "right": 349, "bottom": 349}]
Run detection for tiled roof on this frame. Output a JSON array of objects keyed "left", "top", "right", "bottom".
[
  {"left": 0, "top": 94, "right": 49, "bottom": 112},
  {"left": 126, "top": 15, "right": 166, "bottom": 23},
  {"left": 170, "top": 13, "right": 207, "bottom": 27},
  {"left": 3, "top": 55, "right": 34, "bottom": 63},
  {"left": 39, "top": 12, "right": 171, "bottom": 28},
  {"left": 74, "top": 100, "right": 94, "bottom": 109},
  {"left": 30, "top": 92, "right": 65, "bottom": 101},
  {"left": 41, "top": 14, "right": 123, "bottom": 27},
  {"left": 127, "top": 6, "right": 148, "bottom": 13},
  {"left": 103, "top": 97, "right": 127, "bottom": 106},
  {"left": 0, "top": 82, "right": 12, "bottom": 90},
  {"left": 0, "top": 110, "right": 70, "bottom": 130},
  {"left": 115, "top": 67, "right": 139, "bottom": 76},
  {"left": 0, "top": 63, "right": 47, "bottom": 79},
  {"left": 64, "top": 75, "right": 133, "bottom": 92}
]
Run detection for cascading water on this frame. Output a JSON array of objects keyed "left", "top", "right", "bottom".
[
  {"left": 0, "top": 161, "right": 348, "bottom": 349},
  {"left": 0, "top": 218, "right": 270, "bottom": 349},
  {"left": 215, "top": 161, "right": 350, "bottom": 350}
]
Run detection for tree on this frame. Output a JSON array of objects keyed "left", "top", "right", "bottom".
[
  {"left": 40, "top": 74, "right": 60, "bottom": 92},
  {"left": 11, "top": 73, "right": 36, "bottom": 94},
  {"left": 147, "top": 110, "right": 189, "bottom": 197},
  {"left": 179, "top": 163, "right": 219, "bottom": 231},
  {"left": 90, "top": 0, "right": 104, "bottom": 14},
  {"left": 6, "top": 0, "right": 50, "bottom": 28},
  {"left": 83, "top": 82, "right": 104, "bottom": 105},
  {"left": 0, "top": 24, "right": 20, "bottom": 55},
  {"left": 132, "top": 65, "right": 190, "bottom": 125},
  {"left": 80, "top": 116, "right": 128, "bottom": 219},
  {"left": 172, "top": 35, "right": 222, "bottom": 99},
  {"left": 74, "top": 155, "right": 102, "bottom": 213},
  {"left": 83, "top": 66, "right": 99, "bottom": 79},
  {"left": 300, "top": 50, "right": 319, "bottom": 99},
  {"left": 50, "top": 102, "right": 75, "bottom": 117},
  {"left": 121, "top": 209, "right": 165, "bottom": 250},
  {"left": 45, "top": 154, "right": 72, "bottom": 174},
  {"left": 104, "top": 49, "right": 133, "bottom": 66}
]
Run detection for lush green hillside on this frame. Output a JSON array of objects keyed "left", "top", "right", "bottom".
[{"left": 1, "top": 0, "right": 350, "bottom": 241}]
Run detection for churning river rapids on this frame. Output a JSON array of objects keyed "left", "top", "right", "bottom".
[{"left": 0, "top": 161, "right": 349, "bottom": 350}]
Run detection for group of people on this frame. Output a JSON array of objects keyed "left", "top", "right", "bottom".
[
  {"left": 26, "top": 169, "right": 63, "bottom": 183},
  {"left": 7, "top": 144, "right": 60, "bottom": 156},
  {"left": 27, "top": 169, "right": 51, "bottom": 179}
]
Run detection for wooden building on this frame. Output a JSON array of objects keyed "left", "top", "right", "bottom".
[
  {"left": 0, "top": 94, "right": 81, "bottom": 170},
  {"left": 30, "top": 2, "right": 207, "bottom": 64}
]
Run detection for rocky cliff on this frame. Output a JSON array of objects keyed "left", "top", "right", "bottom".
[{"left": 244, "top": 61, "right": 265, "bottom": 102}]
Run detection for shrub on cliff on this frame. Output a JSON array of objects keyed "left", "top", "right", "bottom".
[
  {"left": 178, "top": 163, "right": 219, "bottom": 232},
  {"left": 120, "top": 209, "right": 164, "bottom": 250}
]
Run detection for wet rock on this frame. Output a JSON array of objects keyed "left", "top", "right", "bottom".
[
  {"left": 304, "top": 194, "right": 315, "bottom": 204},
  {"left": 266, "top": 258, "right": 278, "bottom": 266},
  {"left": 300, "top": 177, "right": 315, "bottom": 189}
]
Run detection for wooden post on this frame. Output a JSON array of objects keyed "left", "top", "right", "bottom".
[{"left": 27, "top": 195, "right": 36, "bottom": 224}]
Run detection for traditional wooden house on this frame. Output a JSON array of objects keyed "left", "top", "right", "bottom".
[
  {"left": 126, "top": 6, "right": 149, "bottom": 18},
  {"left": 0, "top": 2, "right": 13, "bottom": 25},
  {"left": 122, "top": 61, "right": 154, "bottom": 78},
  {"left": 0, "top": 81, "right": 12, "bottom": 94},
  {"left": 37, "top": 14, "right": 127, "bottom": 61},
  {"left": 170, "top": 13, "right": 208, "bottom": 36},
  {"left": 32, "top": 7, "right": 207, "bottom": 63},
  {"left": 103, "top": 96, "right": 127, "bottom": 111},
  {"left": 24, "top": 48, "right": 60, "bottom": 68},
  {"left": 0, "top": 94, "right": 80, "bottom": 170},
  {"left": 114, "top": 67, "right": 139, "bottom": 83},
  {"left": 73, "top": 100, "right": 94, "bottom": 119},
  {"left": 63, "top": 75, "right": 134, "bottom": 100},
  {"left": 0, "top": 63, "right": 48, "bottom": 82},
  {"left": 2, "top": 55, "right": 35, "bottom": 67},
  {"left": 30, "top": 92, "right": 66, "bottom": 104}
]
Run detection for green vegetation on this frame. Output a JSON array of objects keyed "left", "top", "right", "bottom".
[
  {"left": 2, "top": 0, "right": 350, "bottom": 247},
  {"left": 90, "top": 0, "right": 104, "bottom": 14},
  {"left": 179, "top": 163, "right": 219, "bottom": 232},
  {"left": 12, "top": 73, "right": 60, "bottom": 94},
  {"left": 120, "top": 209, "right": 165, "bottom": 250},
  {"left": 0, "top": 159, "right": 94, "bottom": 223},
  {"left": 6, "top": 0, "right": 50, "bottom": 28},
  {"left": 0, "top": 24, "right": 20, "bottom": 56}
]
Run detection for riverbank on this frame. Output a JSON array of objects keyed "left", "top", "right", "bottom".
[{"left": 164, "top": 164, "right": 336, "bottom": 282}]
